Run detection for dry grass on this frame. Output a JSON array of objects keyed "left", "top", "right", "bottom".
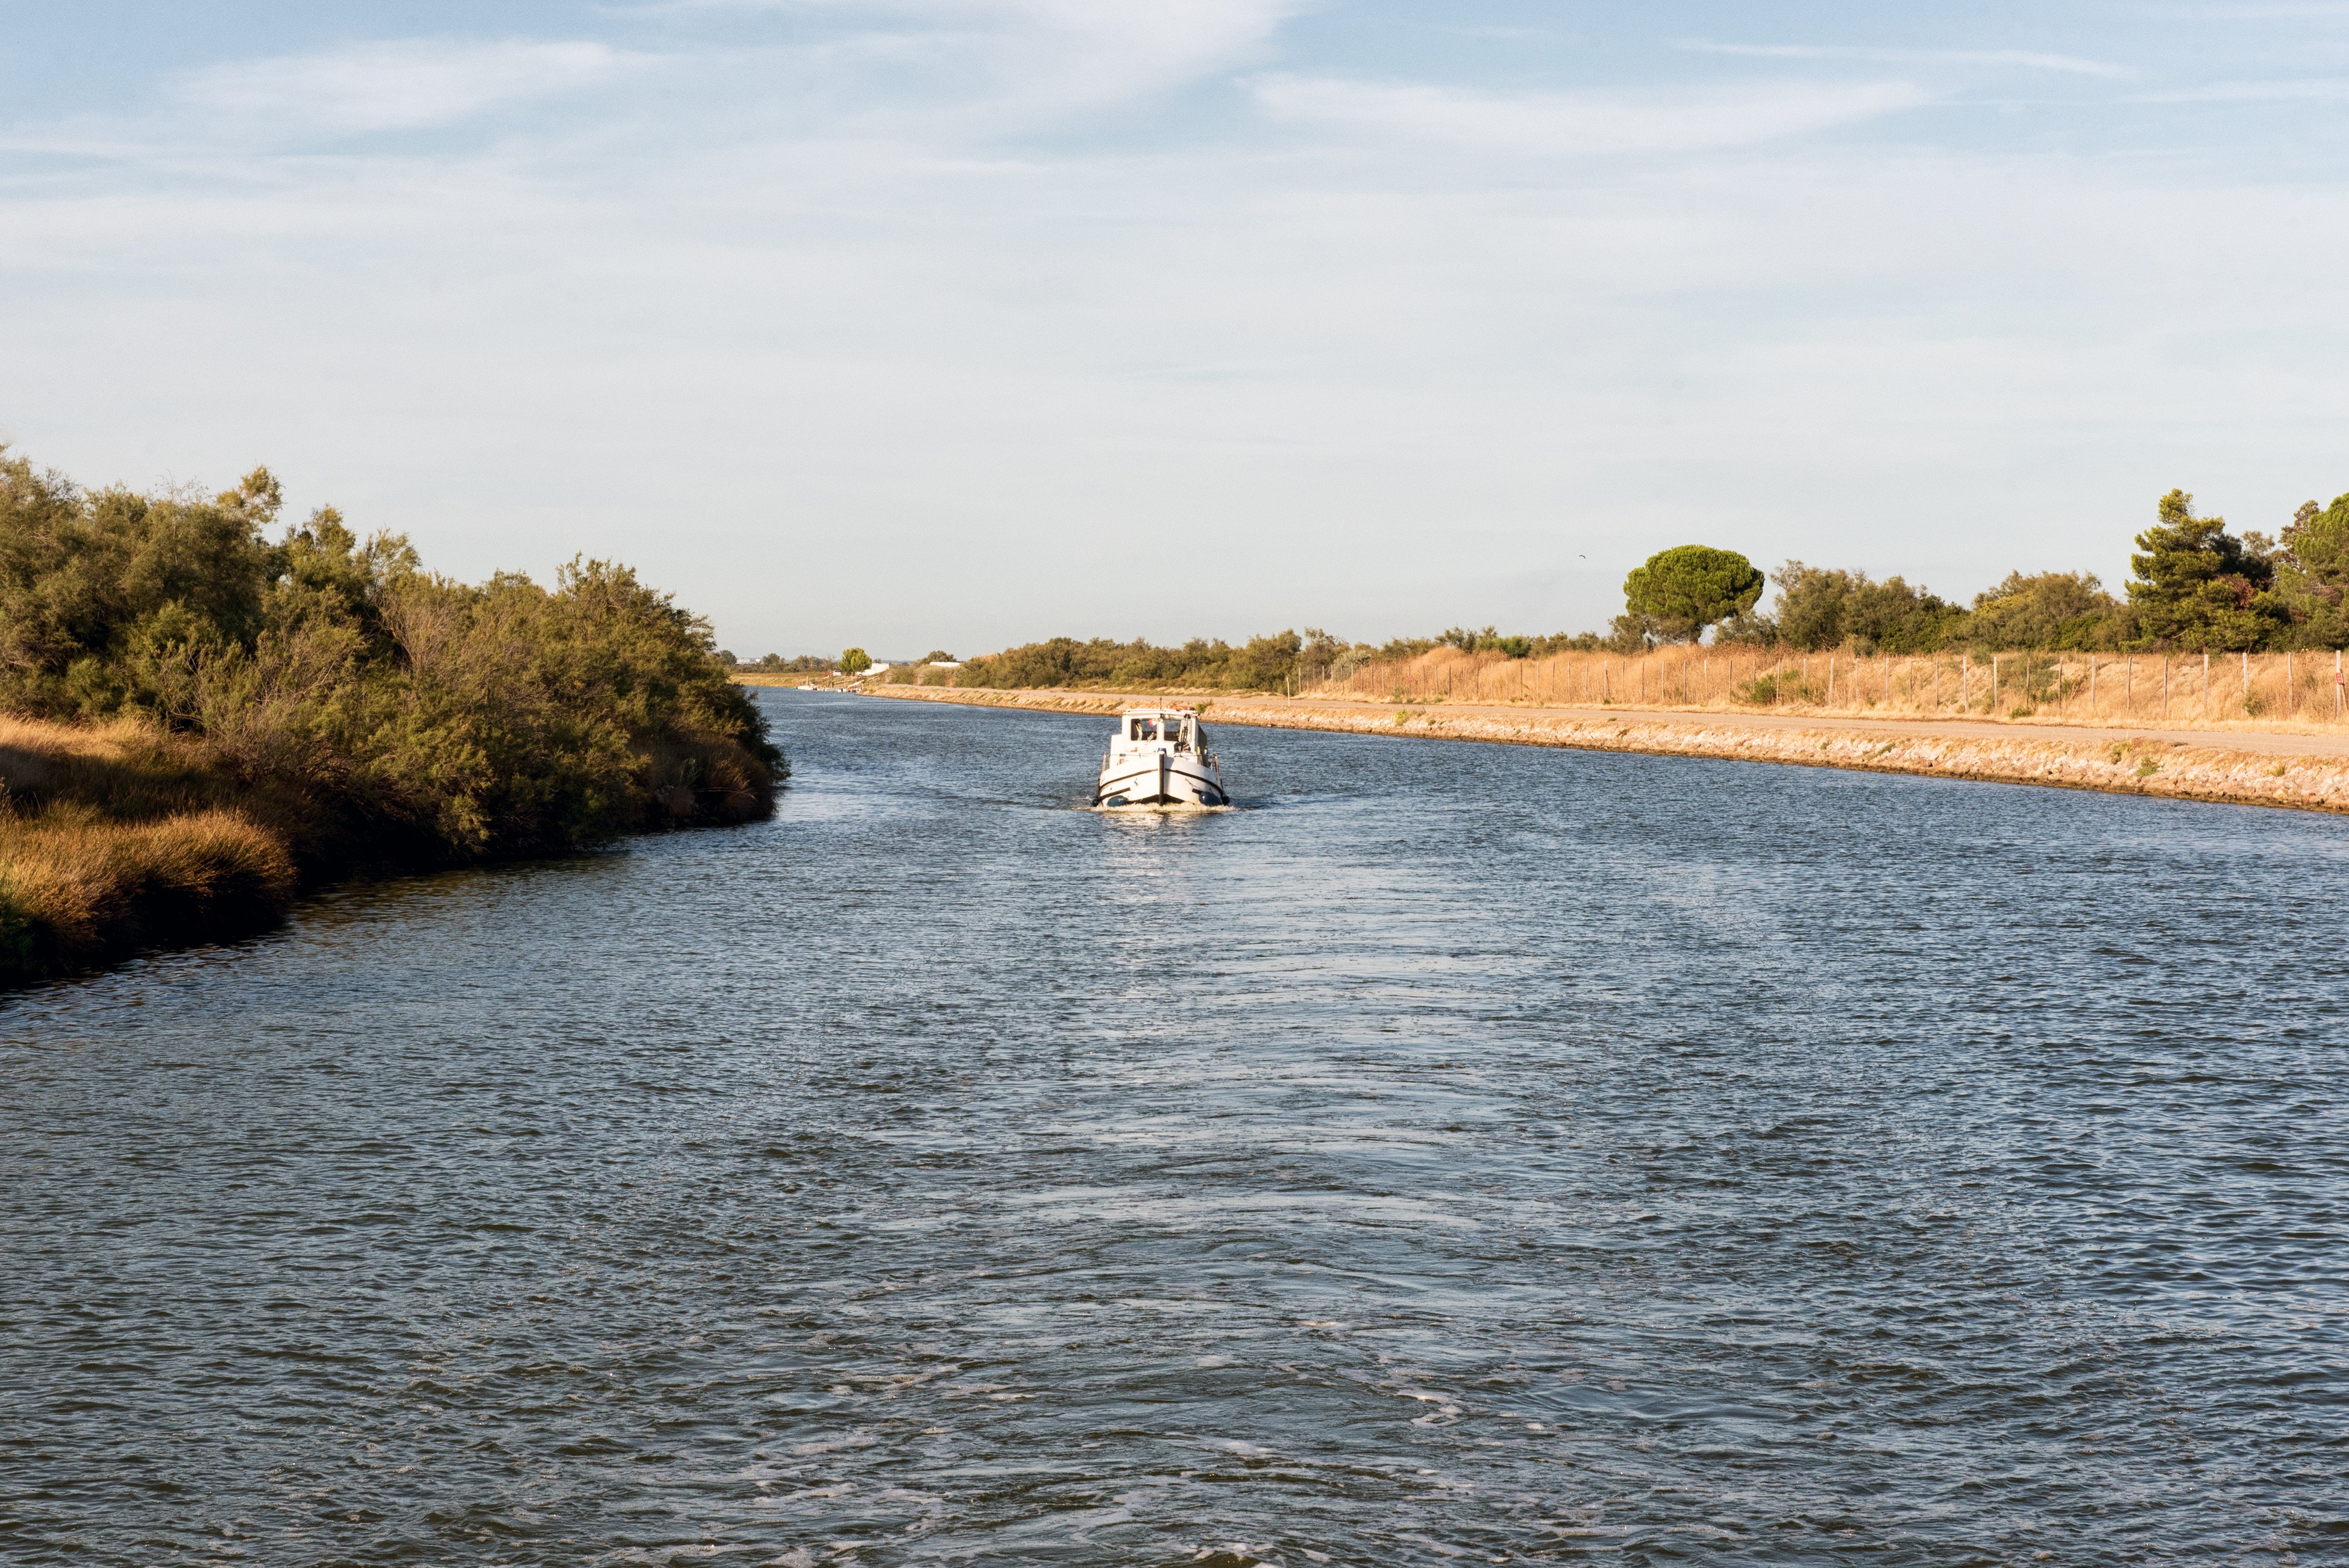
[
  {"left": 1315, "top": 645, "right": 2349, "bottom": 733},
  {"left": 0, "top": 717, "right": 302, "bottom": 985}
]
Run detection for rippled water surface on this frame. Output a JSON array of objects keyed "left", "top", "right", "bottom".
[{"left": 5, "top": 691, "right": 2348, "bottom": 1565}]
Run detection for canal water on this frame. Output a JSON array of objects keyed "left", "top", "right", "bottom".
[{"left": 4, "top": 690, "right": 2344, "bottom": 1564}]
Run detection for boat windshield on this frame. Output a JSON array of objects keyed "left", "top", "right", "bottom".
[{"left": 1125, "top": 714, "right": 1204, "bottom": 747}]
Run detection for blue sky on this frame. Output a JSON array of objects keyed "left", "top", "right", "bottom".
[{"left": 7, "top": 1, "right": 2349, "bottom": 657}]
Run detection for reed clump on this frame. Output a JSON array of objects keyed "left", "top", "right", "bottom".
[{"left": 0, "top": 719, "right": 303, "bottom": 977}]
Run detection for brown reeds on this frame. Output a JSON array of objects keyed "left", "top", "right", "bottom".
[
  {"left": 0, "top": 718, "right": 301, "bottom": 983},
  {"left": 1310, "top": 645, "right": 2349, "bottom": 733}
]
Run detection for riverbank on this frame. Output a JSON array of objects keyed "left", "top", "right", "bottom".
[
  {"left": 870, "top": 686, "right": 2349, "bottom": 814},
  {"left": 0, "top": 712, "right": 780, "bottom": 990},
  {"left": 0, "top": 453, "right": 788, "bottom": 990}
]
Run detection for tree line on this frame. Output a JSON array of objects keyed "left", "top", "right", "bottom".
[
  {"left": 0, "top": 448, "right": 781, "bottom": 863},
  {"left": 1614, "top": 489, "right": 2349, "bottom": 653},
  {"left": 918, "top": 487, "right": 2349, "bottom": 694}
]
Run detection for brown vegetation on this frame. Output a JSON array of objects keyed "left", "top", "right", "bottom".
[
  {"left": 0, "top": 718, "right": 301, "bottom": 979},
  {"left": 1314, "top": 644, "right": 2349, "bottom": 732}
]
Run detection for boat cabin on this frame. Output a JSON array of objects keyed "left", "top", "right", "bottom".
[{"left": 1114, "top": 708, "right": 1208, "bottom": 756}]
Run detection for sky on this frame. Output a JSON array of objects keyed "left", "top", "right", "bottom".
[{"left": 6, "top": 2, "right": 2349, "bottom": 659}]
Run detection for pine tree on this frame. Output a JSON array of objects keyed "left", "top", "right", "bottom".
[{"left": 2124, "top": 489, "right": 2286, "bottom": 650}]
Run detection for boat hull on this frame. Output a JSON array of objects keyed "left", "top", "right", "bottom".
[{"left": 1094, "top": 750, "right": 1227, "bottom": 809}]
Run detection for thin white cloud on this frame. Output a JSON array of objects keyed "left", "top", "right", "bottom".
[
  {"left": 1679, "top": 41, "right": 2133, "bottom": 80},
  {"left": 1252, "top": 74, "right": 1929, "bottom": 157},
  {"left": 626, "top": 0, "right": 1302, "bottom": 111},
  {"left": 956, "top": 0, "right": 1310, "bottom": 116},
  {"left": 2153, "top": 2, "right": 2349, "bottom": 16},
  {"left": 1448, "top": 25, "right": 1572, "bottom": 42},
  {"left": 2132, "top": 77, "right": 2349, "bottom": 101},
  {"left": 174, "top": 39, "right": 641, "bottom": 137},
  {"left": 559, "top": 0, "right": 1307, "bottom": 145}
]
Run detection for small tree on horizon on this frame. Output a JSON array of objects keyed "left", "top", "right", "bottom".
[
  {"left": 840, "top": 646, "right": 872, "bottom": 674},
  {"left": 1620, "top": 546, "right": 1765, "bottom": 644}
]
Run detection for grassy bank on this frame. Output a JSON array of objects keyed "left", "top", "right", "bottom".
[
  {"left": 1312, "top": 644, "right": 2349, "bottom": 733},
  {"left": 870, "top": 685, "right": 2349, "bottom": 815},
  {"left": 1, "top": 451, "right": 782, "bottom": 988},
  {"left": 0, "top": 718, "right": 305, "bottom": 979}
]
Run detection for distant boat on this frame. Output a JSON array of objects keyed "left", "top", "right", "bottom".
[{"left": 1094, "top": 707, "right": 1228, "bottom": 809}]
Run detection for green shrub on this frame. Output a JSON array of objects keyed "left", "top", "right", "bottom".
[
  {"left": 0, "top": 448, "right": 782, "bottom": 867},
  {"left": 1734, "top": 674, "right": 1821, "bottom": 706}
]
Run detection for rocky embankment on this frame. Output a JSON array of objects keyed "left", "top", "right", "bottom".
[{"left": 870, "top": 685, "right": 2349, "bottom": 815}]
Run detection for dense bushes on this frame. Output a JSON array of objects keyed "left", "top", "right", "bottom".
[
  {"left": 954, "top": 629, "right": 1329, "bottom": 692},
  {"left": 739, "top": 652, "right": 837, "bottom": 674},
  {"left": 0, "top": 448, "right": 782, "bottom": 981}
]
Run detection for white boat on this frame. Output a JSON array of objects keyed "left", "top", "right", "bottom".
[{"left": 1093, "top": 707, "right": 1228, "bottom": 809}]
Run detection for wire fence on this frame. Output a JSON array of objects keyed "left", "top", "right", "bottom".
[{"left": 1303, "top": 645, "right": 2349, "bottom": 727}]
